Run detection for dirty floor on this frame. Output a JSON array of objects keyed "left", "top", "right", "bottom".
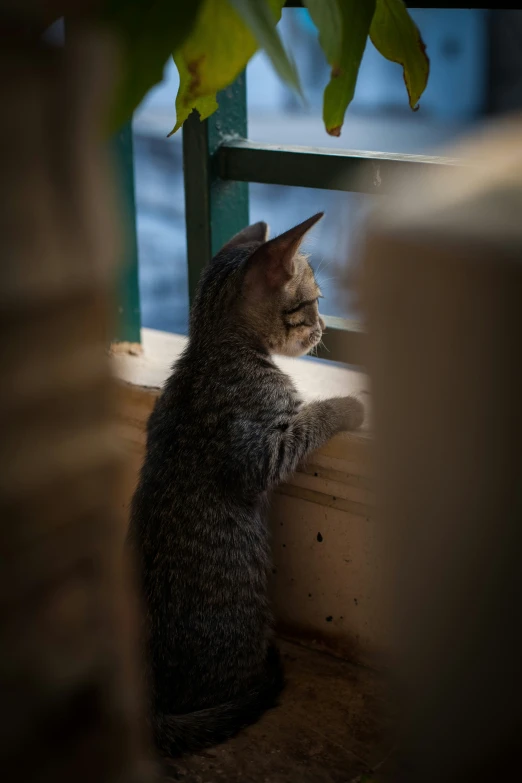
[{"left": 163, "top": 639, "right": 394, "bottom": 783}]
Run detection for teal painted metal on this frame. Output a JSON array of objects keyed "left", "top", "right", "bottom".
[
  {"left": 111, "top": 121, "right": 141, "bottom": 344},
  {"left": 219, "top": 140, "right": 460, "bottom": 194},
  {"left": 183, "top": 74, "right": 249, "bottom": 305}
]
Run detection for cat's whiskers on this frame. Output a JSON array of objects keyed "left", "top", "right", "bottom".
[
  {"left": 313, "top": 256, "right": 328, "bottom": 280},
  {"left": 316, "top": 274, "right": 337, "bottom": 288},
  {"left": 313, "top": 254, "right": 333, "bottom": 281},
  {"left": 318, "top": 338, "right": 329, "bottom": 355}
]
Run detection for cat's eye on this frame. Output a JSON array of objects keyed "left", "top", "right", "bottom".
[{"left": 284, "top": 297, "right": 320, "bottom": 316}]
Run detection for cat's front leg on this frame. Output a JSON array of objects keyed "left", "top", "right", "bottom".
[
  {"left": 270, "top": 395, "right": 367, "bottom": 485},
  {"left": 326, "top": 394, "right": 367, "bottom": 433}
]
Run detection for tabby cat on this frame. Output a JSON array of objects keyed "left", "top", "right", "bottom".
[{"left": 128, "top": 213, "right": 366, "bottom": 757}]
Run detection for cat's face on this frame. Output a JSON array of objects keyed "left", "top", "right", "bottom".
[
  {"left": 221, "top": 213, "right": 326, "bottom": 358},
  {"left": 252, "top": 251, "right": 325, "bottom": 357}
]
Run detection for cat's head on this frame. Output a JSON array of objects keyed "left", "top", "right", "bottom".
[{"left": 192, "top": 213, "right": 325, "bottom": 358}]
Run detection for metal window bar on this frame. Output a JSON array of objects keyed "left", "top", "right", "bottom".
[{"left": 112, "top": 122, "right": 141, "bottom": 344}]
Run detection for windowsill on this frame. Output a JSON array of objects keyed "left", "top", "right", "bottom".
[
  {"left": 112, "top": 328, "right": 372, "bottom": 513},
  {"left": 113, "top": 329, "right": 369, "bottom": 417}
]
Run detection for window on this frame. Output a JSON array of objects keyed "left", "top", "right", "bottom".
[{"left": 124, "top": 7, "right": 510, "bottom": 365}]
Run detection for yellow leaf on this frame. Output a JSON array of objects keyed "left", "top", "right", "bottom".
[
  {"left": 171, "top": 0, "right": 285, "bottom": 134},
  {"left": 169, "top": 52, "right": 218, "bottom": 136}
]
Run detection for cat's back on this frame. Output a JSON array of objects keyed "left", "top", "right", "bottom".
[
  {"left": 133, "top": 345, "right": 298, "bottom": 518},
  {"left": 150, "top": 346, "right": 297, "bottom": 456}
]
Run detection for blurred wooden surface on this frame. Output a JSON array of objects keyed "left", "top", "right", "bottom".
[
  {"left": 363, "top": 118, "right": 522, "bottom": 782},
  {"left": 0, "top": 24, "right": 154, "bottom": 783}
]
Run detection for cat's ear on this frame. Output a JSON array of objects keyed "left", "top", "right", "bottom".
[
  {"left": 247, "top": 212, "right": 324, "bottom": 289},
  {"left": 220, "top": 221, "right": 270, "bottom": 253}
]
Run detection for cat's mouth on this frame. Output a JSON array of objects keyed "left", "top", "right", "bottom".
[{"left": 304, "top": 326, "right": 323, "bottom": 353}]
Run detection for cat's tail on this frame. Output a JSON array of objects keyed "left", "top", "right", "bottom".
[{"left": 151, "top": 647, "right": 284, "bottom": 757}]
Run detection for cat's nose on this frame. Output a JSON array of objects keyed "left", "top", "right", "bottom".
[{"left": 318, "top": 316, "right": 325, "bottom": 331}]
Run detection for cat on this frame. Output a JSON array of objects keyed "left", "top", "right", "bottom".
[{"left": 128, "top": 212, "right": 366, "bottom": 757}]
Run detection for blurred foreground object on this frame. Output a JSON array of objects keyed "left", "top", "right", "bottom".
[
  {"left": 362, "top": 117, "right": 522, "bottom": 782},
  {"left": 0, "top": 21, "right": 154, "bottom": 783}
]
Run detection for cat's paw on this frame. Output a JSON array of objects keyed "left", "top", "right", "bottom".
[{"left": 339, "top": 394, "right": 366, "bottom": 431}]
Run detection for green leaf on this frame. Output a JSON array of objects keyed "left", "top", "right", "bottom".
[
  {"left": 370, "top": 0, "right": 429, "bottom": 111},
  {"left": 228, "top": 0, "right": 302, "bottom": 96},
  {"left": 323, "top": 0, "right": 376, "bottom": 137},
  {"left": 171, "top": 0, "right": 286, "bottom": 135},
  {"left": 303, "top": 0, "right": 342, "bottom": 68},
  {"left": 99, "top": 0, "right": 204, "bottom": 134}
]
